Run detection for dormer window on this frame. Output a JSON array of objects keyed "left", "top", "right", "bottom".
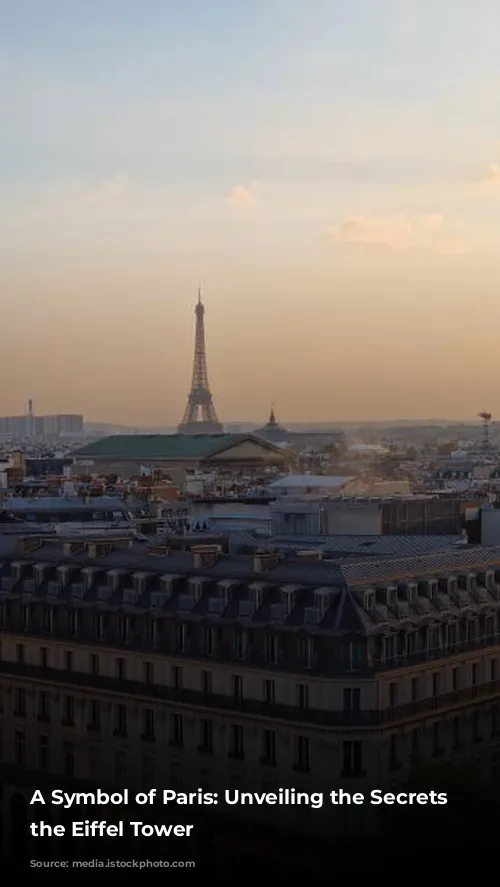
[
  {"left": 281, "top": 586, "right": 296, "bottom": 616},
  {"left": 108, "top": 570, "right": 121, "bottom": 592},
  {"left": 468, "top": 574, "right": 476, "bottom": 594},
  {"left": 486, "top": 571, "right": 495, "bottom": 591},
  {"left": 35, "top": 565, "right": 45, "bottom": 585},
  {"left": 189, "top": 578, "right": 204, "bottom": 602},
  {"left": 428, "top": 580, "right": 438, "bottom": 600},
  {"left": 133, "top": 574, "right": 145, "bottom": 596},
  {"left": 386, "top": 586, "right": 396, "bottom": 609},
  {"left": 314, "top": 589, "right": 331, "bottom": 620},
  {"left": 364, "top": 591, "right": 375, "bottom": 612},
  {"left": 57, "top": 566, "right": 68, "bottom": 588},
  {"left": 448, "top": 577, "right": 457, "bottom": 596},
  {"left": 406, "top": 583, "right": 417, "bottom": 604},
  {"left": 249, "top": 584, "right": 264, "bottom": 612}
]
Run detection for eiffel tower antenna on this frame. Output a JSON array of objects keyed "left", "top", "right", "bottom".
[{"left": 178, "top": 288, "right": 223, "bottom": 434}]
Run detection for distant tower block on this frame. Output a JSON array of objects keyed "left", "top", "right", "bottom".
[
  {"left": 479, "top": 411, "right": 492, "bottom": 449},
  {"left": 178, "top": 289, "right": 223, "bottom": 434}
]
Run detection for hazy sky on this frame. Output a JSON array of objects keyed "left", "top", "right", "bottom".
[{"left": 3, "top": 0, "right": 500, "bottom": 425}]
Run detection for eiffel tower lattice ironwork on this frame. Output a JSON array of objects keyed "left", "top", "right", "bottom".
[{"left": 178, "top": 289, "right": 223, "bottom": 434}]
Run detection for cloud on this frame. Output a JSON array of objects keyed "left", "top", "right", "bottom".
[
  {"left": 325, "top": 214, "right": 470, "bottom": 255},
  {"left": 226, "top": 185, "right": 257, "bottom": 207},
  {"left": 79, "top": 178, "right": 131, "bottom": 205},
  {"left": 478, "top": 163, "right": 500, "bottom": 185}
]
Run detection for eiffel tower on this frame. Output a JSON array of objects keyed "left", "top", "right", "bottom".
[{"left": 178, "top": 289, "right": 223, "bottom": 434}]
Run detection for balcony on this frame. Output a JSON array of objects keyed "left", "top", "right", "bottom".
[
  {"left": 375, "top": 633, "right": 500, "bottom": 671},
  {"left": 2, "top": 659, "right": 500, "bottom": 729}
]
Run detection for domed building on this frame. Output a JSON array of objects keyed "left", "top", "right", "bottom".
[{"left": 253, "top": 408, "right": 291, "bottom": 444}]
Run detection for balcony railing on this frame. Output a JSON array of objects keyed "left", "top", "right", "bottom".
[
  {"left": 375, "top": 633, "right": 500, "bottom": 670},
  {"left": 0, "top": 660, "right": 499, "bottom": 729}
]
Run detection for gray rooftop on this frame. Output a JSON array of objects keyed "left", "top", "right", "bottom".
[{"left": 1, "top": 533, "right": 500, "bottom": 637}]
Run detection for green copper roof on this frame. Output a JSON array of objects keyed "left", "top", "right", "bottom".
[{"left": 72, "top": 433, "right": 255, "bottom": 461}]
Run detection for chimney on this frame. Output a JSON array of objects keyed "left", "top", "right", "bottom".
[
  {"left": 18, "top": 536, "right": 44, "bottom": 554},
  {"left": 294, "top": 549, "right": 323, "bottom": 563},
  {"left": 147, "top": 545, "right": 170, "bottom": 556},
  {"left": 63, "top": 541, "right": 85, "bottom": 557},
  {"left": 253, "top": 550, "right": 280, "bottom": 573},
  {"left": 191, "top": 544, "right": 221, "bottom": 568}
]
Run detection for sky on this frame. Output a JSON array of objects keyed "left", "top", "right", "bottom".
[{"left": 3, "top": 0, "right": 500, "bottom": 425}]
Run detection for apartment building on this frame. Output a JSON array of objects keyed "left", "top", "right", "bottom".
[{"left": 1, "top": 535, "right": 500, "bottom": 856}]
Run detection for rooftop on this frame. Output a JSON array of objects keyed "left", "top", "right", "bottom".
[
  {"left": 72, "top": 433, "right": 282, "bottom": 461},
  {"left": 1, "top": 534, "right": 500, "bottom": 636}
]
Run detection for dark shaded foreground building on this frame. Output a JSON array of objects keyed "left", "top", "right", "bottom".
[{"left": 1, "top": 535, "right": 500, "bottom": 871}]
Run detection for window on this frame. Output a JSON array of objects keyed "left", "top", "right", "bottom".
[
  {"left": 452, "top": 667, "right": 460, "bottom": 690},
  {"left": 170, "top": 761, "right": 183, "bottom": 788},
  {"left": 342, "top": 741, "right": 363, "bottom": 776},
  {"left": 38, "top": 692, "right": 50, "bottom": 722},
  {"left": 88, "top": 744, "right": 99, "bottom": 780},
  {"left": 172, "top": 666, "right": 182, "bottom": 690},
  {"left": 293, "top": 735, "right": 309, "bottom": 772},
  {"left": 147, "top": 619, "right": 158, "bottom": 649},
  {"left": 16, "top": 644, "right": 24, "bottom": 664},
  {"left": 143, "top": 661, "right": 154, "bottom": 684},
  {"left": 175, "top": 623, "right": 185, "bottom": 654},
  {"left": 94, "top": 613, "right": 105, "bottom": 641},
  {"left": 64, "top": 741, "right": 75, "bottom": 777},
  {"left": 201, "top": 671, "right": 212, "bottom": 694},
  {"left": 261, "top": 729, "right": 277, "bottom": 766},
  {"left": 411, "top": 728, "right": 419, "bottom": 759},
  {"left": 90, "top": 654, "right": 99, "bottom": 676},
  {"left": 491, "top": 659, "right": 498, "bottom": 682},
  {"left": 40, "top": 647, "right": 48, "bottom": 668},
  {"left": 389, "top": 683, "right": 398, "bottom": 707},
  {"left": 15, "top": 730, "right": 25, "bottom": 766},
  {"left": 492, "top": 706, "right": 499, "bottom": 737},
  {"left": 472, "top": 663, "right": 479, "bottom": 686},
  {"left": 115, "top": 751, "right": 127, "bottom": 785},
  {"left": 432, "top": 673, "right": 440, "bottom": 696},
  {"left": 472, "top": 711, "right": 481, "bottom": 742},
  {"left": 432, "top": 722, "right": 441, "bottom": 755},
  {"left": 229, "top": 725, "right": 244, "bottom": 759},
  {"left": 266, "top": 635, "right": 278, "bottom": 665},
  {"left": 142, "top": 756, "right": 155, "bottom": 791},
  {"left": 343, "top": 688, "right": 360, "bottom": 713},
  {"left": 234, "top": 631, "right": 247, "bottom": 660},
  {"left": 62, "top": 695, "right": 74, "bottom": 726},
  {"left": 116, "top": 658, "right": 126, "bottom": 681},
  {"left": 88, "top": 700, "right": 101, "bottom": 731},
  {"left": 232, "top": 675, "right": 243, "bottom": 699},
  {"left": 39, "top": 735, "right": 49, "bottom": 771},
  {"left": 14, "top": 687, "right": 26, "bottom": 717},
  {"left": 297, "top": 684, "right": 310, "bottom": 709},
  {"left": 263, "top": 679, "right": 275, "bottom": 704},
  {"left": 142, "top": 709, "right": 155, "bottom": 741},
  {"left": 69, "top": 610, "right": 80, "bottom": 636},
  {"left": 299, "top": 638, "right": 313, "bottom": 669},
  {"left": 64, "top": 651, "right": 73, "bottom": 672},
  {"left": 170, "top": 714, "right": 183, "bottom": 747},
  {"left": 199, "top": 719, "right": 213, "bottom": 753},
  {"left": 204, "top": 627, "right": 215, "bottom": 656},
  {"left": 389, "top": 734, "right": 400, "bottom": 769},
  {"left": 411, "top": 677, "right": 419, "bottom": 701},
  {"left": 114, "top": 704, "right": 127, "bottom": 736},
  {"left": 453, "top": 716, "right": 461, "bottom": 748}
]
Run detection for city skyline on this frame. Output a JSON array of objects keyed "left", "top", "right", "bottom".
[{"left": 3, "top": 1, "right": 500, "bottom": 424}]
